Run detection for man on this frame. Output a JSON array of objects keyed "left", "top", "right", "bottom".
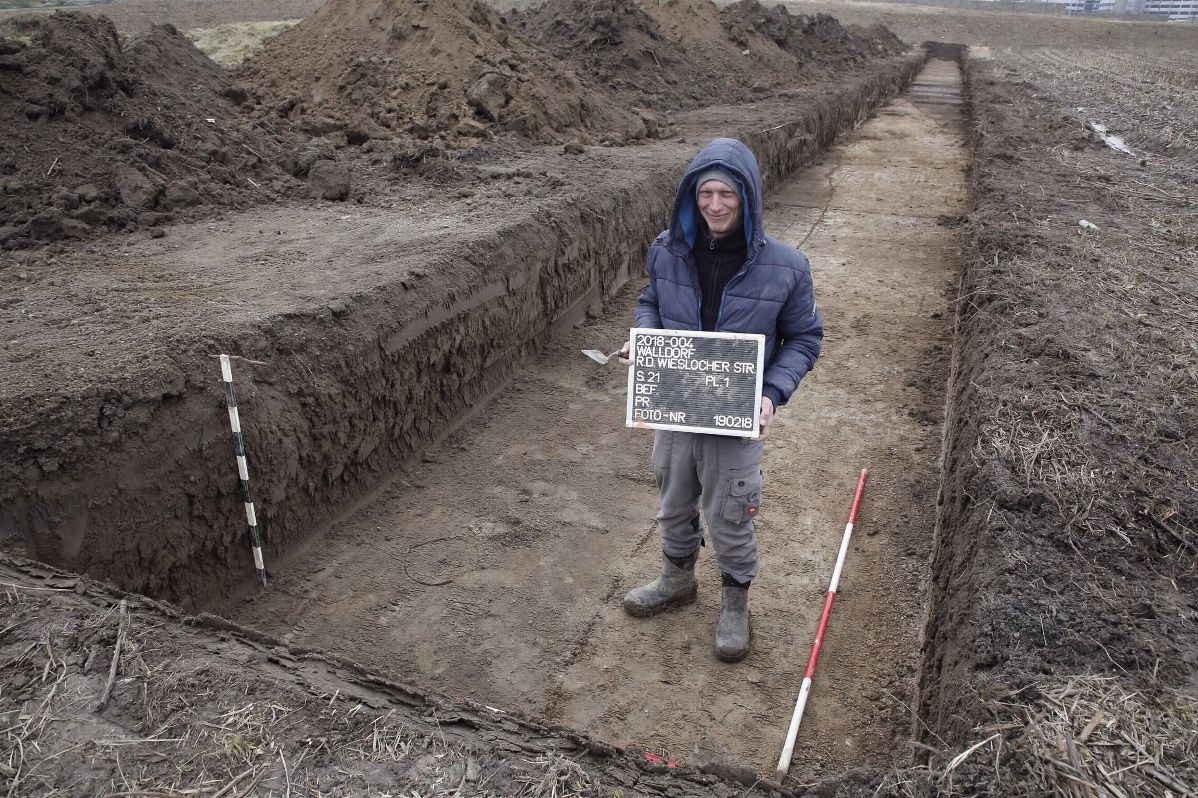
[{"left": 620, "top": 137, "right": 823, "bottom": 662}]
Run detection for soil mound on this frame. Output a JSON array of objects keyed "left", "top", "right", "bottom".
[
  {"left": 636, "top": 0, "right": 804, "bottom": 97},
  {"left": 847, "top": 22, "right": 909, "bottom": 57},
  {"left": 720, "top": 1, "right": 907, "bottom": 73},
  {"left": 519, "top": 0, "right": 908, "bottom": 110},
  {"left": 0, "top": 12, "right": 299, "bottom": 248},
  {"left": 235, "top": 0, "right": 657, "bottom": 147},
  {"left": 511, "top": 0, "right": 713, "bottom": 111}
]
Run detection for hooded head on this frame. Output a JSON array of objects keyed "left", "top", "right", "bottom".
[{"left": 669, "top": 137, "right": 764, "bottom": 254}]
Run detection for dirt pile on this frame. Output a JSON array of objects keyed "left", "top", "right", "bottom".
[
  {"left": 511, "top": 0, "right": 714, "bottom": 111},
  {"left": 636, "top": 0, "right": 805, "bottom": 97},
  {"left": 846, "top": 23, "right": 907, "bottom": 57},
  {"left": 0, "top": 12, "right": 300, "bottom": 247},
  {"left": 235, "top": 0, "right": 659, "bottom": 147},
  {"left": 539, "top": 0, "right": 906, "bottom": 105},
  {"left": 720, "top": 1, "right": 907, "bottom": 72}
]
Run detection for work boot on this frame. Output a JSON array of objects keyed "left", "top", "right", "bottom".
[
  {"left": 623, "top": 550, "right": 699, "bottom": 618},
  {"left": 715, "top": 578, "right": 751, "bottom": 662}
]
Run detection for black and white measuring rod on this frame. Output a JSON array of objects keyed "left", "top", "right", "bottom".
[{"left": 219, "top": 354, "right": 267, "bottom": 589}]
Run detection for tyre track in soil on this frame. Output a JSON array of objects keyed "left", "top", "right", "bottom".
[{"left": 220, "top": 58, "right": 968, "bottom": 782}]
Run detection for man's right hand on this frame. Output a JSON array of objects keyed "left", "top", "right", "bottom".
[{"left": 617, "top": 340, "right": 632, "bottom": 367}]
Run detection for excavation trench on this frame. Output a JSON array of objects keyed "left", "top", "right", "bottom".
[
  {"left": 213, "top": 59, "right": 969, "bottom": 782},
  {"left": 4, "top": 54, "right": 923, "bottom": 606},
  {"left": 0, "top": 49, "right": 968, "bottom": 786}
]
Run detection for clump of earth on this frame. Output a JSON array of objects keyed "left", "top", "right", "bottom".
[
  {"left": 234, "top": 0, "right": 662, "bottom": 148},
  {"left": 0, "top": 12, "right": 300, "bottom": 248}
]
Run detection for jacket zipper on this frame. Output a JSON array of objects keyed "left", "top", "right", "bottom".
[{"left": 707, "top": 241, "right": 721, "bottom": 326}]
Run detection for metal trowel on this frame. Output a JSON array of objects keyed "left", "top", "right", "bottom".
[{"left": 581, "top": 348, "right": 624, "bottom": 365}]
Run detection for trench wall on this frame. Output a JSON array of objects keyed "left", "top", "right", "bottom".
[
  {"left": 3, "top": 53, "right": 925, "bottom": 607},
  {"left": 913, "top": 43, "right": 986, "bottom": 747},
  {"left": 917, "top": 42, "right": 1198, "bottom": 747}
]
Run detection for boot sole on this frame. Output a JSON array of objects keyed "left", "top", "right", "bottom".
[{"left": 622, "top": 584, "right": 698, "bottom": 618}]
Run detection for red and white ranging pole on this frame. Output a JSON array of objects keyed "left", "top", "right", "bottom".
[{"left": 776, "top": 468, "right": 869, "bottom": 782}]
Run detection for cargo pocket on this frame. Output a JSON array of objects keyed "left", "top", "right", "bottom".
[{"left": 721, "top": 469, "right": 763, "bottom": 525}]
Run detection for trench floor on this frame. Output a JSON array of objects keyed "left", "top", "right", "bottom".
[{"left": 221, "top": 59, "right": 967, "bottom": 782}]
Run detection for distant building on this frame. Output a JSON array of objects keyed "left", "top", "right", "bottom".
[
  {"left": 1139, "top": 0, "right": 1198, "bottom": 18},
  {"left": 1045, "top": 0, "right": 1196, "bottom": 15},
  {"left": 1062, "top": 0, "right": 1114, "bottom": 11},
  {"left": 1034, "top": 0, "right": 1114, "bottom": 14}
]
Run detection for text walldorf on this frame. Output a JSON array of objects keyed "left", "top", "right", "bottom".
[{"left": 635, "top": 335, "right": 757, "bottom": 375}]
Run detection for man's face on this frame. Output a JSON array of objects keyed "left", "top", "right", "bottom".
[{"left": 697, "top": 180, "right": 743, "bottom": 239}]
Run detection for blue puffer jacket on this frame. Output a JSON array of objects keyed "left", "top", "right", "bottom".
[{"left": 635, "top": 138, "right": 824, "bottom": 408}]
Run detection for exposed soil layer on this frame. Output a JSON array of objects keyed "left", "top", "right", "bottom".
[
  {"left": 0, "top": 12, "right": 301, "bottom": 247},
  {"left": 234, "top": 0, "right": 660, "bottom": 147},
  {"left": 0, "top": 53, "right": 924, "bottom": 609},
  {"left": 215, "top": 57, "right": 967, "bottom": 783}
]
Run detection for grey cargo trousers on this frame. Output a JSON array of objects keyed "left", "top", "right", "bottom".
[{"left": 651, "top": 430, "right": 765, "bottom": 583}]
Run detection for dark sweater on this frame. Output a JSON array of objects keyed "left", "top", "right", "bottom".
[{"left": 694, "top": 229, "right": 748, "bottom": 331}]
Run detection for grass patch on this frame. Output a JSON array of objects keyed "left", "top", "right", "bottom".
[
  {"left": 0, "top": 13, "right": 42, "bottom": 44},
  {"left": 188, "top": 19, "right": 298, "bottom": 67}
]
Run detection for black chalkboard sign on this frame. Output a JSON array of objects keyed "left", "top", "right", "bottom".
[{"left": 625, "top": 328, "right": 766, "bottom": 438}]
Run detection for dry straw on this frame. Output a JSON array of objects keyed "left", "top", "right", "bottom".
[{"left": 940, "top": 676, "right": 1197, "bottom": 797}]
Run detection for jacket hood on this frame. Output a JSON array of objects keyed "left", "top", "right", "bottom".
[{"left": 669, "top": 137, "right": 765, "bottom": 254}]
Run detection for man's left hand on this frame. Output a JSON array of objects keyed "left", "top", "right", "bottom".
[{"left": 759, "top": 396, "right": 775, "bottom": 439}]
